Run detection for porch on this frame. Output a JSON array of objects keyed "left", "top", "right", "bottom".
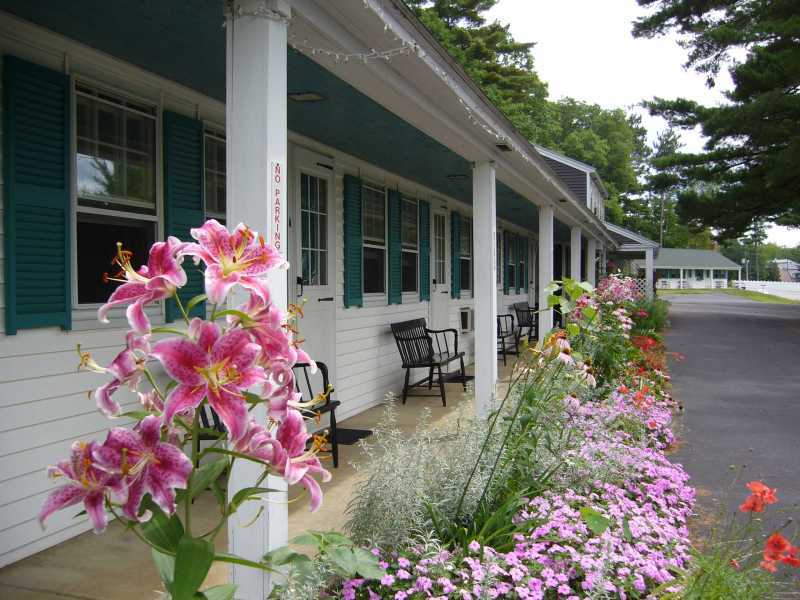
[
  {"left": 0, "top": 0, "right": 614, "bottom": 593},
  {"left": 0, "top": 364, "right": 506, "bottom": 600}
]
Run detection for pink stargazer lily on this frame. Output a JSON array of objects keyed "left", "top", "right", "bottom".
[
  {"left": 151, "top": 319, "right": 265, "bottom": 442},
  {"left": 98, "top": 237, "right": 187, "bottom": 334},
  {"left": 181, "top": 219, "right": 284, "bottom": 304},
  {"left": 39, "top": 441, "right": 123, "bottom": 533},
  {"left": 234, "top": 412, "right": 331, "bottom": 512},
  {"left": 93, "top": 416, "right": 192, "bottom": 520},
  {"left": 82, "top": 332, "right": 151, "bottom": 417}
]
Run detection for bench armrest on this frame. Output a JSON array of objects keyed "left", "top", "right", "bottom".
[{"left": 425, "top": 327, "right": 459, "bottom": 354}]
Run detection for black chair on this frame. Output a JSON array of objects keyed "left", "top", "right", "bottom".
[
  {"left": 294, "top": 361, "right": 340, "bottom": 468},
  {"left": 497, "top": 314, "right": 518, "bottom": 366},
  {"left": 512, "top": 302, "right": 537, "bottom": 343},
  {"left": 390, "top": 318, "right": 466, "bottom": 406}
]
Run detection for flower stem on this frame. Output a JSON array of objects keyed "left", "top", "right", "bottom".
[
  {"left": 174, "top": 292, "right": 190, "bottom": 324},
  {"left": 186, "top": 406, "right": 201, "bottom": 536}
]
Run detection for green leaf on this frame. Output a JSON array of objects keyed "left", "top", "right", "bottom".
[
  {"left": 352, "top": 547, "right": 385, "bottom": 579},
  {"left": 566, "top": 322, "right": 580, "bottom": 337},
  {"left": 229, "top": 486, "right": 278, "bottom": 514},
  {"left": 326, "top": 546, "right": 359, "bottom": 578},
  {"left": 547, "top": 294, "right": 561, "bottom": 308},
  {"left": 172, "top": 536, "right": 215, "bottom": 600},
  {"left": 189, "top": 457, "right": 229, "bottom": 500},
  {"left": 186, "top": 294, "right": 208, "bottom": 314},
  {"left": 120, "top": 410, "right": 151, "bottom": 421},
  {"left": 151, "top": 549, "right": 175, "bottom": 591},
  {"left": 214, "top": 552, "right": 274, "bottom": 572},
  {"left": 544, "top": 282, "right": 560, "bottom": 294},
  {"left": 139, "top": 496, "right": 184, "bottom": 552},
  {"left": 579, "top": 281, "right": 595, "bottom": 293},
  {"left": 213, "top": 309, "right": 252, "bottom": 323},
  {"left": 290, "top": 532, "right": 323, "bottom": 548},
  {"left": 622, "top": 517, "right": 633, "bottom": 543},
  {"left": 580, "top": 507, "right": 611, "bottom": 536},
  {"left": 150, "top": 326, "right": 190, "bottom": 336},
  {"left": 583, "top": 306, "right": 597, "bottom": 320},
  {"left": 316, "top": 531, "right": 352, "bottom": 547},
  {"left": 198, "top": 584, "right": 236, "bottom": 600},
  {"left": 242, "top": 391, "right": 264, "bottom": 405}
]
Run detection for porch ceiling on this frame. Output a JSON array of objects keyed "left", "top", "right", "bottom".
[{"left": 0, "top": 1, "right": 585, "bottom": 240}]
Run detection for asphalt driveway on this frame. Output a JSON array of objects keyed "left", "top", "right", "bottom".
[{"left": 665, "top": 293, "right": 800, "bottom": 533}]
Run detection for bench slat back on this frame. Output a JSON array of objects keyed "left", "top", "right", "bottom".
[{"left": 391, "top": 318, "right": 434, "bottom": 367}]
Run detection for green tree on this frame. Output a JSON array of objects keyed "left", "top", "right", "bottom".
[
  {"left": 408, "top": 1, "right": 647, "bottom": 222},
  {"left": 632, "top": 0, "right": 800, "bottom": 240}
]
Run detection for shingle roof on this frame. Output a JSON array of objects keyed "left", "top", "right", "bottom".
[{"left": 652, "top": 248, "right": 740, "bottom": 269}]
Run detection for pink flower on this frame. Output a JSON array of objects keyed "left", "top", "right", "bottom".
[
  {"left": 39, "top": 441, "right": 123, "bottom": 533},
  {"left": 151, "top": 319, "right": 265, "bottom": 442},
  {"left": 98, "top": 238, "right": 187, "bottom": 333},
  {"left": 82, "top": 332, "right": 151, "bottom": 417},
  {"left": 271, "top": 409, "right": 332, "bottom": 511},
  {"left": 93, "top": 416, "right": 191, "bottom": 520},
  {"left": 181, "top": 220, "right": 284, "bottom": 304}
]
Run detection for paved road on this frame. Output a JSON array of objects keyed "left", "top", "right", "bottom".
[{"left": 666, "top": 293, "right": 800, "bottom": 534}]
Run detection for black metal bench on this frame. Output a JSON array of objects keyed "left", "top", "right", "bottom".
[
  {"left": 497, "top": 314, "right": 518, "bottom": 366},
  {"left": 512, "top": 302, "right": 537, "bottom": 343},
  {"left": 390, "top": 318, "right": 466, "bottom": 406},
  {"left": 199, "top": 360, "right": 340, "bottom": 468}
]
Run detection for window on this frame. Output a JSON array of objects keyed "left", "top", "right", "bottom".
[
  {"left": 507, "top": 236, "right": 516, "bottom": 291},
  {"left": 519, "top": 239, "right": 526, "bottom": 290},
  {"left": 695, "top": 269, "right": 704, "bottom": 281},
  {"left": 496, "top": 232, "right": 502, "bottom": 285},
  {"left": 401, "top": 198, "right": 418, "bottom": 293},
  {"left": 301, "top": 173, "right": 328, "bottom": 286},
  {"left": 433, "top": 213, "right": 446, "bottom": 285},
  {"left": 460, "top": 217, "right": 472, "bottom": 291},
  {"left": 363, "top": 185, "right": 386, "bottom": 294},
  {"left": 75, "top": 83, "right": 158, "bottom": 304},
  {"left": 204, "top": 131, "right": 226, "bottom": 221}
]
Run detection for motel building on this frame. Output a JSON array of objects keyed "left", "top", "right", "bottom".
[{"left": 0, "top": 1, "right": 654, "bottom": 596}]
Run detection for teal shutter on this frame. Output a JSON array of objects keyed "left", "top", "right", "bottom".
[
  {"left": 419, "top": 200, "right": 430, "bottom": 301},
  {"left": 343, "top": 175, "right": 363, "bottom": 308},
  {"left": 163, "top": 111, "right": 204, "bottom": 322},
  {"left": 3, "top": 56, "right": 71, "bottom": 335},
  {"left": 502, "top": 231, "right": 510, "bottom": 295},
  {"left": 387, "top": 190, "right": 402, "bottom": 305},
  {"left": 450, "top": 211, "right": 461, "bottom": 299}
]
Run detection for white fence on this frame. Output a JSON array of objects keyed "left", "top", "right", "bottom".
[{"left": 734, "top": 280, "right": 800, "bottom": 301}]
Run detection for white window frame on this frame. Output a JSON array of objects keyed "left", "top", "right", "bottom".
[
  {"left": 362, "top": 183, "right": 387, "bottom": 297},
  {"left": 70, "top": 77, "right": 163, "bottom": 310},
  {"left": 460, "top": 216, "right": 473, "bottom": 292},
  {"left": 203, "top": 127, "right": 226, "bottom": 221},
  {"left": 401, "top": 197, "right": 419, "bottom": 294},
  {"left": 433, "top": 210, "right": 447, "bottom": 286},
  {"left": 299, "top": 170, "right": 330, "bottom": 287},
  {"left": 518, "top": 238, "right": 526, "bottom": 292},
  {"left": 507, "top": 234, "right": 516, "bottom": 293}
]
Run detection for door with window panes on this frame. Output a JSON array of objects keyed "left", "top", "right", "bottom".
[
  {"left": 429, "top": 209, "right": 450, "bottom": 330},
  {"left": 288, "top": 146, "right": 336, "bottom": 376}
]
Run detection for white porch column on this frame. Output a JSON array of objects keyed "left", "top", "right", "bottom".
[
  {"left": 645, "top": 247, "right": 654, "bottom": 300},
  {"left": 226, "top": 1, "right": 290, "bottom": 596},
  {"left": 570, "top": 227, "right": 582, "bottom": 280},
  {"left": 586, "top": 238, "right": 597, "bottom": 285},
  {"left": 538, "top": 206, "right": 554, "bottom": 340},
  {"left": 472, "top": 161, "right": 497, "bottom": 417}
]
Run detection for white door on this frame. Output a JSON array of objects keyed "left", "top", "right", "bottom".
[
  {"left": 288, "top": 146, "right": 336, "bottom": 378},
  {"left": 528, "top": 244, "right": 537, "bottom": 306},
  {"left": 429, "top": 210, "right": 450, "bottom": 329}
]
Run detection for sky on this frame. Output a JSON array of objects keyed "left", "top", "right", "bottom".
[{"left": 486, "top": 0, "right": 800, "bottom": 248}]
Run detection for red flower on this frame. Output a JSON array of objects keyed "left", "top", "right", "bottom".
[
  {"left": 781, "top": 546, "right": 800, "bottom": 568},
  {"left": 764, "top": 533, "right": 792, "bottom": 561},
  {"left": 740, "top": 481, "right": 778, "bottom": 513},
  {"left": 761, "top": 559, "right": 777, "bottom": 573},
  {"left": 730, "top": 558, "right": 741, "bottom": 571}
]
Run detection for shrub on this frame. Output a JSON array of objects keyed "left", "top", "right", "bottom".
[{"left": 630, "top": 297, "right": 670, "bottom": 337}]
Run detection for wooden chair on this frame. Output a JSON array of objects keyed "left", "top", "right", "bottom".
[
  {"left": 512, "top": 302, "right": 537, "bottom": 343},
  {"left": 390, "top": 318, "right": 466, "bottom": 406},
  {"left": 497, "top": 314, "right": 518, "bottom": 366},
  {"left": 293, "top": 361, "right": 340, "bottom": 468}
]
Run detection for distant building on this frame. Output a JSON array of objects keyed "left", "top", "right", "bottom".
[
  {"left": 632, "top": 248, "right": 741, "bottom": 289},
  {"left": 772, "top": 259, "right": 800, "bottom": 282}
]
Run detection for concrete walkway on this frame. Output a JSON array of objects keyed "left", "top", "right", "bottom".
[{"left": 666, "top": 293, "right": 800, "bottom": 533}]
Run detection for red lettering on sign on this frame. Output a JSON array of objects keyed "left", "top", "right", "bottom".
[{"left": 271, "top": 161, "right": 283, "bottom": 251}]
